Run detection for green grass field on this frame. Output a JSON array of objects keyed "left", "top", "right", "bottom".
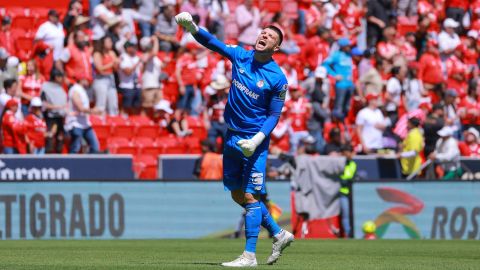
[{"left": 1, "top": 239, "right": 479, "bottom": 270}]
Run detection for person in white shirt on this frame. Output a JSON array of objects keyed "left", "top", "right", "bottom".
[
  {"left": 34, "top": 9, "right": 65, "bottom": 61},
  {"left": 118, "top": 41, "right": 142, "bottom": 115},
  {"left": 235, "top": 0, "right": 261, "bottom": 46},
  {"left": 92, "top": 0, "right": 118, "bottom": 41},
  {"left": 65, "top": 78, "right": 101, "bottom": 153},
  {"left": 438, "top": 18, "right": 461, "bottom": 58},
  {"left": 207, "top": 0, "right": 230, "bottom": 41},
  {"left": 429, "top": 125, "right": 461, "bottom": 178},
  {"left": 385, "top": 66, "right": 406, "bottom": 122},
  {"left": 139, "top": 37, "right": 163, "bottom": 114},
  {"left": 356, "top": 93, "right": 387, "bottom": 154},
  {"left": 322, "top": 0, "right": 340, "bottom": 29},
  {"left": 0, "top": 78, "right": 23, "bottom": 120}
]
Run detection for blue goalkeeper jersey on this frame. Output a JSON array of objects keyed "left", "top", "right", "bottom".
[{"left": 193, "top": 29, "right": 288, "bottom": 136}]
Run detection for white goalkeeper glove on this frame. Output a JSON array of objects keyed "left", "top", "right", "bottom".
[
  {"left": 174, "top": 12, "right": 199, "bottom": 34},
  {"left": 237, "top": 132, "right": 266, "bottom": 158}
]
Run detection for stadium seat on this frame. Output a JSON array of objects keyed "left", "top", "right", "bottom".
[
  {"left": 108, "top": 137, "right": 137, "bottom": 155},
  {"left": 92, "top": 124, "right": 111, "bottom": 140},
  {"left": 129, "top": 115, "right": 153, "bottom": 125},
  {"left": 134, "top": 154, "right": 158, "bottom": 180},
  {"left": 183, "top": 136, "right": 201, "bottom": 154},
  {"left": 186, "top": 116, "right": 207, "bottom": 139},
  {"left": 156, "top": 136, "right": 186, "bottom": 154},
  {"left": 136, "top": 124, "right": 159, "bottom": 138}
]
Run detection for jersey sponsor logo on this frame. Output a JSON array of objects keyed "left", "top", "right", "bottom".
[
  {"left": 238, "top": 68, "right": 245, "bottom": 74},
  {"left": 257, "top": 80, "right": 264, "bottom": 88},
  {"left": 232, "top": 79, "right": 259, "bottom": 100}
]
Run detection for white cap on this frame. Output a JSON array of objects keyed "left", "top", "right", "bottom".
[
  {"left": 467, "top": 127, "right": 480, "bottom": 140},
  {"left": 140, "top": 37, "right": 152, "bottom": 51},
  {"left": 0, "top": 47, "right": 9, "bottom": 60},
  {"left": 154, "top": 100, "right": 173, "bottom": 114},
  {"left": 443, "top": 18, "right": 459, "bottom": 28},
  {"left": 30, "top": 97, "right": 42, "bottom": 107},
  {"left": 314, "top": 66, "right": 327, "bottom": 79},
  {"left": 210, "top": 74, "right": 230, "bottom": 91},
  {"left": 467, "top": 30, "right": 479, "bottom": 39},
  {"left": 437, "top": 126, "right": 454, "bottom": 137}
]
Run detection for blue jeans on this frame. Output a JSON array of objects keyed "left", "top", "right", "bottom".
[
  {"left": 177, "top": 85, "right": 196, "bottom": 113},
  {"left": 297, "top": 10, "right": 306, "bottom": 35},
  {"left": 3, "top": 147, "right": 18, "bottom": 154},
  {"left": 21, "top": 104, "right": 29, "bottom": 117},
  {"left": 69, "top": 127, "right": 100, "bottom": 154},
  {"left": 309, "top": 129, "right": 326, "bottom": 154},
  {"left": 208, "top": 121, "right": 228, "bottom": 146},
  {"left": 33, "top": 147, "right": 45, "bottom": 155},
  {"left": 139, "top": 21, "right": 154, "bottom": 38},
  {"left": 334, "top": 86, "right": 354, "bottom": 116},
  {"left": 340, "top": 195, "right": 351, "bottom": 238},
  {"left": 89, "top": 0, "right": 101, "bottom": 16}
]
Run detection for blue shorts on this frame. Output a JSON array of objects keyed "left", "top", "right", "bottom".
[{"left": 223, "top": 129, "right": 269, "bottom": 194}]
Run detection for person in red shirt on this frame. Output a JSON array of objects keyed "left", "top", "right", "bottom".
[
  {"left": 301, "top": 27, "right": 331, "bottom": 72},
  {"left": 24, "top": 97, "right": 48, "bottom": 154},
  {"left": 419, "top": 39, "right": 444, "bottom": 99},
  {"left": 19, "top": 60, "right": 45, "bottom": 117},
  {"left": 60, "top": 30, "right": 93, "bottom": 85},
  {"left": 377, "top": 26, "right": 400, "bottom": 62},
  {"left": 323, "top": 109, "right": 348, "bottom": 144},
  {"left": 458, "top": 79, "right": 480, "bottom": 131},
  {"left": 33, "top": 42, "right": 55, "bottom": 81},
  {"left": 458, "top": 128, "right": 480, "bottom": 157},
  {"left": 285, "top": 85, "right": 311, "bottom": 154},
  {"left": 445, "top": 46, "right": 468, "bottom": 97},
  {"left": 176, "top": 42, "right": 202, "bottom": 114},
  {"left": 462, "top": 31, "right": 479, "bottom": 77},
  {"left": 1, "top": 99, "right": 24, "bottom": 154},
  {"left": 0, "top": 16, "right": 18, "bottom": 58}
]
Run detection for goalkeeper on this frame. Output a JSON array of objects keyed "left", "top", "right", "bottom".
[{"left": 176, "top": 12, "right": 294, "bottom": 267}]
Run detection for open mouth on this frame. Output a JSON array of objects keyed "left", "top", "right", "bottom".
[{"left": 258, "top": 40, "right": 267, "bottom": 47}]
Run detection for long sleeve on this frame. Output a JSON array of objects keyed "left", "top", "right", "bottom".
[
  {"left": 322, "top": 52, "right": 338, "bottom": 77},
  {"left": 436, "top": 138, "right": 460, "bottom": 162},
  {"left": 260, "top": 80, "right": 288, "bottom": 137},
  {"left": 193, "top": 28, "right": 238, "bottom": 61}
]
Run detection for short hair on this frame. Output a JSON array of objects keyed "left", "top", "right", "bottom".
[
  {"left": 265, "top": 25, "right": 283, "bottom": 46},
  {"left": 3, "top": 78, "right": 17, "bottom": 90}
]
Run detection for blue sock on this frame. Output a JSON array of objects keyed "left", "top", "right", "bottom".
[
  {"left": 244, "top": 202, "right": 262, "bottom": 253},
  {"left": 260, "top": 201, "right": 282, "bottom": 236}
]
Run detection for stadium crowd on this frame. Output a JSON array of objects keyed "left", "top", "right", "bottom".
[{"left": 0, "top": 0, "right": 479, "bottom": 178}]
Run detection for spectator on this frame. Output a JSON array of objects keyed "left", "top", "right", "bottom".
[
  {"left": 404, "top": 61, "right": 425, "bottom": 111},
  {"left": 35, "top": 10, "right": 65, "bottom": 61},
  {"left": 105, "top": 17, "right": 124, "bottom": 54},
  {"left": 445, "top": 0, "right": 469, "bottom": 24},
  {"left": 63, "top": 0, "right": 84, "bottom": 34},
  {"left": 393, "top": 98, "right": 430, "bottom": 139},
  {"left": 1, "top": 99, "right": 24, "bottom": 154},
  {"left": 24, "top": 97, "right": 47, "bottom": 154},
  {"left": 41, "top": 69, "right": 67, "bottom": 154},
  {"left": 438, "top": 19, "right": 461, "bottom": 58},
  {"left": 307, "top": 82, "right": 329, "bottom": 154},
  {"left": 92, "top": 35, "right": 119, "bottom": 116},
  {"left": 366, "top": 0, "right": 393, "bottom": 47},
  {"left": 137, "top": 0, "right": 160, "bottom": 37},
  {"left": 458, "top": 79, "right": 480, "bottom": 131},
  {"left": 459, "top": 127, "right": 480, "bottom": 157},
  {"left": 92, "top": 0, "right": 118, "bottom": 42},
  {"left": 32, "top": 41, "right": 55, "bottom": 81},
  {"left": 358, "top": 59, "right": 384, "bottom": 98},
  {"left": 301, "top": 27, "right": 331, "bottom": 73},
  {"left": 443, "top": 89, "right": 460, "bottom": 131},
  {"left": 0, "top": 16, "right": 18, "bottom": 58},
  {"left": 118, "top": 41, "right": 141, "bottom": 115},
  {"left": 397, "top": 0, "right": 418, "bottom": 17},
  {"left": 377, "top": 26, "right": 400, "bottom": 62},
  {"left": 0, "top": 49, "right": 19, "bottom": 91},
  {"left": 280, "top": 56, "right": 299, "bottom": 88},
  {"left": 356, "top": 93, "right": 387, "bottom": 154},
  {"left": 155, "top": 5, "right": 179, "bottom": 52},
  {"left": 324, "top": 109, "right": 348, "bottom": 144},
  {"left": 325, "top": 128, "right": 343, "bottom": 155},
  {"left": 423, "top": 103, "right": 445, "bottom": 157},
  {"left": 428, "top": 125, "right": 461, "bottom": 179},
  {"left": 418, "top": 39, "right": 443, "bottom": 98},
  {"left": 118, "top": 3, "right": 154, "bottom": 45},
  {"left": 305, "top": 0, "right": 326, "bottom": 37},
  {"left": 176, "top": 42, "right": 201, "bottom": 115},
  {"left": 155, "top": 100, "right": 192, "bottom": 138},
  {"left": 181, "top": 0, "right": 209, "bottom": 28},
  {"left": 206, "top": 0, "right": 230, "bottom": 41},
  {"left": 322, "top": 0, "right": 341, "bottom": 30},
  {"left": 285, "top": 85, "right": 311, "bottom": 154},
  {"left": 65, "top": 78, "right": 100, "bottom": 154},
  {"left": 139, "top": 37, "right": 162, "bottom": 115},
  {"left": 323, "top": 38, "right": 354, "bottom": 116},
  {"left": 332, "top": 5, "right": 360, "bottom": 44},
  {"left": 0, "top": 79, "right": 22, "bottom": 119},
  {"left": 385, "top": 66, "right": 406, "bottom": 123},
  {"left": 204, "top": 74, "right": 230, "bottom": 146},
  {"left": 60, "top": 30, "right": 93, "bottom": 85},
  {"left": 193, "top": 140, "right": 223, "bottom": 180},
  {"left": 445, "top": 45, "right": 467, "bottom": 97},
  {"left": 18, "top": 60, "right": 45, "bottom": 116},
  {"left": 398, "top": 117, "right": 424, "bottom": 177},
  {"left": 235, "top": 0, "right": 261, "bottom": 47},
  {"left": 339, "top": 143, "right": 356, "bottom": 239}
]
